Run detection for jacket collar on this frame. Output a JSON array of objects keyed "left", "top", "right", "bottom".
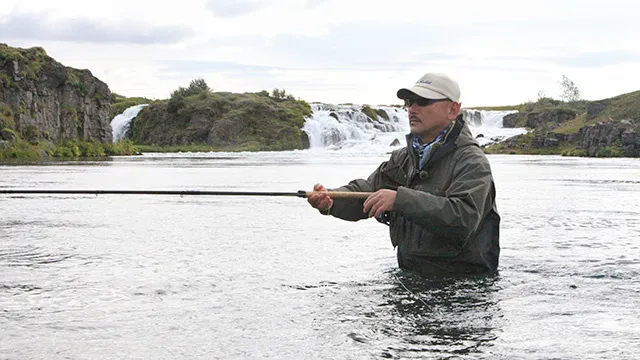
[{"left": 404, "top": 116, "right": 477, "bottom": 170}]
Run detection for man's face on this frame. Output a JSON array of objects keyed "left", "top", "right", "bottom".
[{"left": 405, "top": 97, "right": 460, "bottom": 142}]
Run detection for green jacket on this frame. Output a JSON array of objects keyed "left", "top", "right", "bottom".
[{"left": 327, "top": 118, "right": 500, "bottom": 274}]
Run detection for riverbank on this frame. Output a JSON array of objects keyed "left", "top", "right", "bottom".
[
  {"left": 2, "top": 43, "right": 638, "bottom": 160},
  {"left": 0, "top": 139, "right": 137, "bottom": 161}
]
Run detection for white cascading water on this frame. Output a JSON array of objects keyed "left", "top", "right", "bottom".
[
  {"left": 463, "top": 109, "right": 528, "bottom": 147},
  {"left": 301, "top": 103, "right": 409, "bottom": 153},
  {"left": 302, "top": 104, "right": 528, "bottom": 152},
  {"left": 109, "top": 103, "right": 528, "bottom": 150},
  {"left": 110, "top": 104, "right": 148, "bottom": 142}
]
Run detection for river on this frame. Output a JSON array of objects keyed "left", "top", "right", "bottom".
[{"left": 1, "top": 151, "right": 639, "bottom": 359}]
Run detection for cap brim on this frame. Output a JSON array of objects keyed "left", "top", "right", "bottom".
[{"left": 397, "top": 87, "right": 448, "bottom": 100}]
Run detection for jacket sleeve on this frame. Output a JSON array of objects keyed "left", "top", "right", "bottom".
[
  {"left": 324, "top": 161, "right": 389, "bottom": 221},
  {"left": 393, "top": 147, "right": 495, "bottom": 239}
]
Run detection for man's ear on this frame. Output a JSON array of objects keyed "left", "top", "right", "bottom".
[{"left": 449, "top": 102, "right": 461, "bottom": 120}]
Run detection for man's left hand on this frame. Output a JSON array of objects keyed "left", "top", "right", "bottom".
[{"left": 363, "top": 189, "right": 396, "bottom": 219}]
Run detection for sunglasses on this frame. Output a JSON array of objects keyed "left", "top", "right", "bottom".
[{"left": 404, "top": 98, "right": 451, "bottom": 107}]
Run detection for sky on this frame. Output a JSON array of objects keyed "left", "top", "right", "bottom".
[{"left": 2, "top": 0, "right": 640, "bottom": 107}]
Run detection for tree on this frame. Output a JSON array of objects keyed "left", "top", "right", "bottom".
[
  {"left": 271, "top": 88, "right": 286, "bottom": 99},
  {"left": 559, "top": 75, "right": 580, "bottom": 102},
  {"left": 171, "top": 78, "right": 212, "bottom": 99},
  {"left": 167, "top": 93, "right": 185, "bottom": 113},
  {"left": 537, "top": 90, "right": 547, "bottom": 101},
  {"left": 187, "top": 78, "right": 211, "bottom": 95},
  {"left": 535, "top": 89, "right": 560, "bottom": 107}
]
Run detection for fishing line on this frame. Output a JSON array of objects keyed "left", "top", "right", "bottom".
[{"left": 393, "top": 272, "right": 430, "bottom": 308}]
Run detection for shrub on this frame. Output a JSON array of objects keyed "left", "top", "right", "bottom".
[
  {"left": 596, "top": 146, "right": 624, "bottom": 157},
  {"left": 78, "top": 140, "right": 106, "bottom": 157},
  {"left": 0, "top": 102, "right": 15, "bottom": 129}
]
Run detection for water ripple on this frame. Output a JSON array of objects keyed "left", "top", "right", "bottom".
[{"left": 0, "top": 246, "right": 75, "bottom": 267}]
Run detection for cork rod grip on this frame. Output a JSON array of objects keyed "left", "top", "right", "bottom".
[{"left": 303, "top": 191, "right": 372, "bottom": 199}]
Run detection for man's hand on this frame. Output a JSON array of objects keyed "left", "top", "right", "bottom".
[
  {"left": 307, "top": 183, "right": 333, "bottom": 212},
  {"left": 363, "top": 189, "right": 396, "bottom": 218}
]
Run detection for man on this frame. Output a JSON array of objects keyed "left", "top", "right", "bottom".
[{"left": 307, "top": 73, "right": 500, "bottom": 275}]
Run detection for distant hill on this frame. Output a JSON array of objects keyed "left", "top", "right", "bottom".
[{"left": 129, "top": 85, "right": 312, "bottom": 152}]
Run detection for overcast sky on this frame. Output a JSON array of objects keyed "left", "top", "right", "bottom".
[{"left": 2, "top": 0, "right": 639, "bottom": 107}]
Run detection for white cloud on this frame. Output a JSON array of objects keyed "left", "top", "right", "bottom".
[
  {"left": 2, "top": 0, "right": 640, "bottom": 106},
  {"left": 0, "top": 10, "right": 192, "bottom": 44},
  {"left": 206, "top": 0, "right": 268, "bottom": 18}
]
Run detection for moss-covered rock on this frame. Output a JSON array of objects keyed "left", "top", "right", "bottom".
[
  {"left": 0, "top": 43, "right": 113, "bottom": 145},
  {"left": 0, "top": 102, "right": 15, "bottom": 129},
  {"left": 110, "top": 93, "right": 155, "bottom": 119},
  {"left": 131, "top": 88, "right": 312, "bottom": 151}
]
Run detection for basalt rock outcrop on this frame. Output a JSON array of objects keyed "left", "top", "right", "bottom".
[
  {"left": 579, "top": 120, "right": 639, "bottom": 157},
  {"left": 498, "top": 92, "right": 639, "bottom": 157},
  {"left": 0, "top": 44, "right": 112, "bottom": 143},
  {"left": 502, "top": 108, "right": 578, "bottom": 130}
]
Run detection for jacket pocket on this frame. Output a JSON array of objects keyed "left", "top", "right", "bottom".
[
  {"left": 380, "top": 164, "right": 408, "bottom": 189},
  {"left": 392, "top": 217, "right": 463, "bottom": 257}
]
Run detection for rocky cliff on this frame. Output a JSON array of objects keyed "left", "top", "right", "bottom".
[
  {"left": 0, "top": 44, "right": 112, "bottom": 144},
  {"left": 493, "top": 92, "right": 640, "bottom": 157}
]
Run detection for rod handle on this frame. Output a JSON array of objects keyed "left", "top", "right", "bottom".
[{"left": 298, "top": 190, "right": 373, "bottom": 199}]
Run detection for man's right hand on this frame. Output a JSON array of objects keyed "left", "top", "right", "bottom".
[{"left": 307, "top": 183, "right": 334, "bottom": 213}]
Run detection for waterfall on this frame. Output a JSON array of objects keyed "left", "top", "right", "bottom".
[
  {"left": 110, "top": 104, "right": 148, "bottom": 142},
  {"left": 301, "top": 104, "right": 528, "bottom": 151},
  {"left": 301, "top": 103, "right": 409, "bottom": 153},
  {"left": 461, "top": 109, "right": 528, "bottom": 147}
]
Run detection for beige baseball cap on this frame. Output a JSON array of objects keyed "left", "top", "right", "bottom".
[{"left": 397, "top": 73, "right": 461, "bottom": 102}]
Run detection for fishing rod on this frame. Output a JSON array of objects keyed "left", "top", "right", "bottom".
[{"left": 0, "top": 189, "right": 373, "bottom": 199}]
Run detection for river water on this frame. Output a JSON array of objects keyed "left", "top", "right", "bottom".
[{"left": 1, "top": 151, "right": 639, "bottom": 359}]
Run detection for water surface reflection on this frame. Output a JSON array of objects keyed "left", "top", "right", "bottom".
[{"left": 313, "top": 271, "right": 502, "bottom": 359}]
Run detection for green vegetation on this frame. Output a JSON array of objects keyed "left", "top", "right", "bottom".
[
  {"left": 559, "top": 75, "right": 581, "bottom": 102},
  {"left": 0, "top": 43, "right": 48, "bottom": 82},
  {"left": 131, "top": 79, "right": 312, "bottom": 151},
  {"left": 588, "top": 90, "right": 640, "bottom": 125},
  {"left": 482, "top": 76, "right": 639, "bottom": 157},
  {"left": 483, "top": 136, "right": 579, "bottom": 156},
  {"left": 0, "top": 140, "right": 42, "bottom": 160},
  {"left": 361, "top": 104, "right": 390, "bottom": 121},
  {"left": 361, "top": 105, "right": 378, "bottom": 121},
  {"left": 2, "top": 47, "right": 638, "bottom": 160},
  {"left": 0, "top": 102, "right": 15, "bottom": 130},
  {"left": 595, "top": 145, "right": 625, "bottom": 157},
  {"left": 0, "top": 138, "right": 138, "bottom": 161},
  {"left": 553, "top": 113, "right": 588, "bottom": 135},
  {"left": 65, "top": 69, "right": 87, "bottom": 95},
  {"left": 110, "top": 93, "right": 154, "bottom": 119}
]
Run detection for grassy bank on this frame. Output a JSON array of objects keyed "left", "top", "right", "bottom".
[{"left": 0, "top": 139, "right": 138, "bottom": 162}]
